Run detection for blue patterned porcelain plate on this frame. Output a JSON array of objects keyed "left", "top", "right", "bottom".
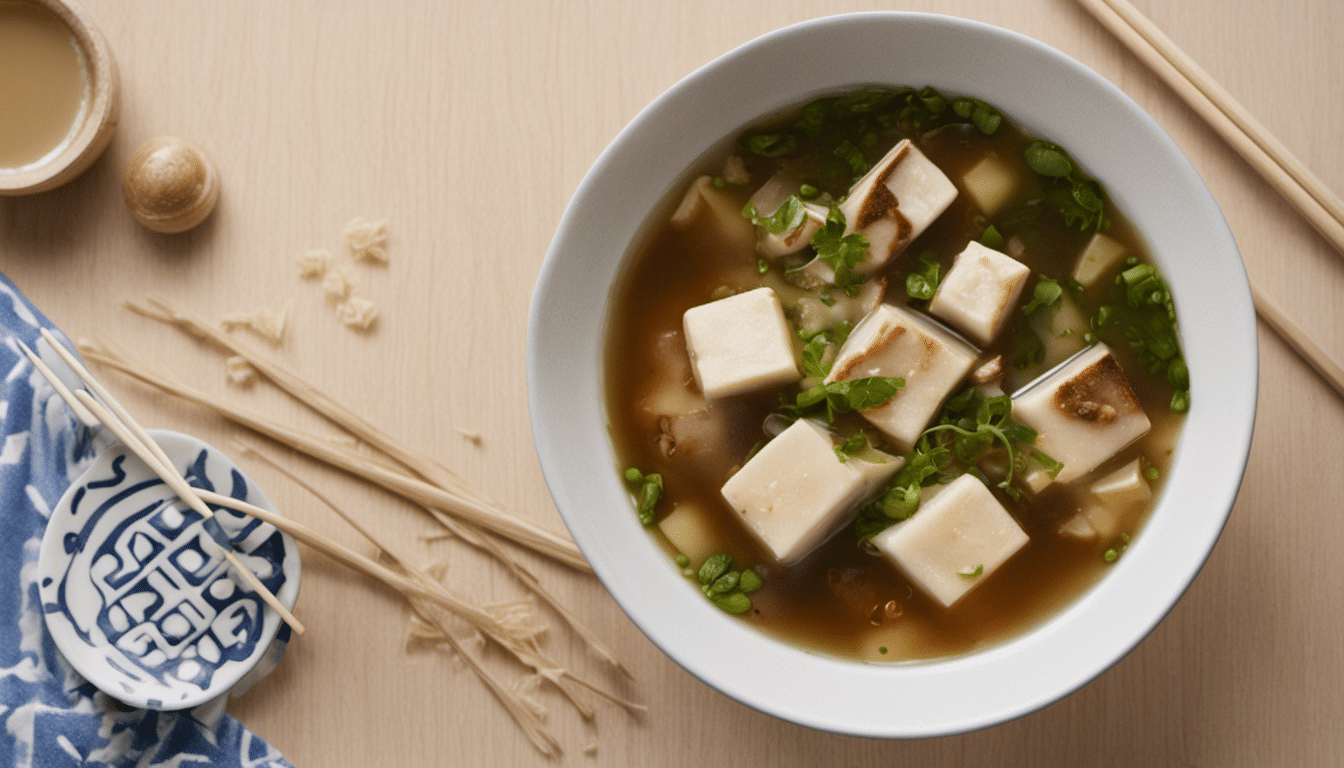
[{"left": 37, "top": 430, "right": 300, "bottom": 711}]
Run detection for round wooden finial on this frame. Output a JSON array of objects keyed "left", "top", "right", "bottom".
[{"left": 121, "top": 136, "right": 220, "bottom": 233}]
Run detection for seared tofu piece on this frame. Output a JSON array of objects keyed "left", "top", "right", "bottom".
[
  {"left": 721, "top": 419, "right": 902, "bottom": 564},
  {"left": 928, "top": 241, "right": 1031, "bottom": 345},
  {"left": 683, "top": 287, "right": 801, "bottom": 399},
  {"left": 825, "top": 304, "right": 978, "bottom": 450},
  {"left": 1072, "top": 233, "right": 1128, "bottom": 288},
  {"left": 871, "top": 474, "right": 1029, "bottom": 608},
  {"left": 745, "top": 172, "right": 828, "bottom": 258},
  {"left": 1011, "top": 344, "right": 1151, "bottom": 484},
  {"left": 960, "top": 153, "right": 1017, "bottom": 216},
  {"left": 835, "top": 140, "right": 957, "bottom": 276}
]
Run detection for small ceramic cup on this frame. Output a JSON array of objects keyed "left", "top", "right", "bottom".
[{"left": 0, "top": 0, "right": 119, "bottom": 196}]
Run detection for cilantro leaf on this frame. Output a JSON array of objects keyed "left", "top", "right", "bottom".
[
  {"left": 785, "top": 376, "right": 904, "bottom": 423},
  {"left": 1022, "top": 276, "right": 1063, "bottom": 315},
  {"left": 742, "top": 195, "right": 807, "bottom": 235},
  {"left": 744, "top": 133, "right": 797, "bottom": 157},
  {"left": 906, "top": 254, "right": 941, "bottom": 300},
  {"left": 810, "top": 206, "right": 870, "bottom": 295}
]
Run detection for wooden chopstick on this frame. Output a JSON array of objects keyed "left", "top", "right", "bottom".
[
  {"left": 1250, "top": 279, "right": 1344, "bottom": 398},
  {"left": 1076, "top": 0, "right": 1344, "bottom": 401},
  {"left": 16, "top": 340, "right": 98, "bottom": 427},
  {"left": 1076, "top": 0, "right": 1344, "bottom": 257},
  {"left": 26, "top": 333, "right": 304, "bottom": 635}
]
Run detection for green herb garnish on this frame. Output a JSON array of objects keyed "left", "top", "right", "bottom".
[
  {"left": 1103, "top": 532, "right": 1131, "bottom": 563},
  {"left": 695, "top": 554, "right": 762, "bottom": 614},
  {"left": 810, "top": 206, "right": 870, "bottom": 296},
  {"left": 1022, "top": 276, "right": 1063, "bottom": 316},
  {"left": 834, "top": 432, "right": 868, "bottom": 463},
  {"left": 833, "top": 139, "right": 868, "bottom": 179},
  {"left": 905, "top": 254, "right": 941, "bottom": 300},
  {"left": 1110, "top": 264, "right": 1189, "bottom": 412},
  {"left": 744, "top": 132, "right": 797, "bottom": 157},
  {"left": 1140, "top": 456, "right": 1159, "bottom": 481},
  {"left": 1024, "top": 141, "right": 1106, "bottom": 231},
  {"left": 958, "top": 564, "right": 984, "bottom": 578},
  {"left": 798, "top": 183, "right": 820, "bottom": 200},
  {"left": 979, "top": 225, "right": 1005, "bottom": 250},
  {"left": 742, "top": 195, "right": 807, "bottom": 235},
  {"left": 623, "top": 467, "right": 663, "bottom": 525},
  {"left": 786, "top": 376, "right": 905, "bottom": 423}
]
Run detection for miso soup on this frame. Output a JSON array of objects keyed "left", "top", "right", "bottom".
[{"left": 605, "top": 87, "right": 1187, "bottom": 662}]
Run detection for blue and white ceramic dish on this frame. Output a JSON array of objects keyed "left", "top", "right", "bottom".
[{"left": 37, "top": 430, "right": 300, "bottom": 711}]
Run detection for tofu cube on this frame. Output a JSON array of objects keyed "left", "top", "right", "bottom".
[
  {"left": 960, "top": 153, "right": 1018, "bottom": 216},
  {"left": 721, "top": 419, "right": 902, "bottom": 564},
  {"left": 1005, "top": 293, "right": 1090, "bottom": 391},
  {"left": 1011, "top": 344, "right": 1152, "bottom": 484},
  {"left": 683, "top": 287, "right": 801, "bottom": 399},
  {"left": 835, "top": 140, "right": 957, "bottom": 276},
  {"left": 1089, "top": 458, "right": 1152, "bottom": 510},
  {"left": 658, "top": 502, "right": 719, "bottom": 566},
  {"left": 871, "top": 474, "right": 1029, "bottom": 607},
  {"left": 1058, "top": 512, "right": 1098, "bottom": 542},
  {"left": 825, "top": 304, "right": 978, "bottom": 450},
  {"left": 745, "top": 172, "right": 828, "bottom": 259},
  {"left": 1072, "top": 233, "right": 1128, "bottom": 288},
  {"left": 928, "top": 241, "right": 1031, "bottom": 345},
  {"left": 1078, "top": 458, "right": 1153, "bottom": 538},
  {"left": 669, "top": 175, "right": 756, "bottom": 253}
]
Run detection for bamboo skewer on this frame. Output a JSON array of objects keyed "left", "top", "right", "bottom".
[
  {"left": 19, "top": 337, "right": 305, "bottom": 635},
  {"left": 78, "top": 341, "right": 591, "bottom": 572},
  {"left": 1076, "top": 0, "right": 1344, "bottom": 257},
  {"left": 1074, "top": 0, "right": 1344, "bottom": 400}
]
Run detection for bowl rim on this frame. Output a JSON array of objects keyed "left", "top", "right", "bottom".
[{"left": 529, "top": 11, "right": 1256, "bottom": 738}]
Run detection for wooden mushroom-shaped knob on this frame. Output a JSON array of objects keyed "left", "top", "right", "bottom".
[{"left": 122, "top": 136, "right": 220, "bottom": 233}]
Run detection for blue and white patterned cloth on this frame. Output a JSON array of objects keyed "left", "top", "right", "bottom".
[{"left": 0, "top": 273, "right": 293, "bottom": 768}]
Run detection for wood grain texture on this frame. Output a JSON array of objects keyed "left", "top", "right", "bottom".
[{"left": 1, "top": 0, "right": 1340, "bottom": 765}]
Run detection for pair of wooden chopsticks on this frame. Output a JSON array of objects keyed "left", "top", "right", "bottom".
[
  {"left": 1076, "top": 0, "right": 1344, "bottom": 400},
  {"left": 18, "top": 329, "right": 304, "bottom": 635}
]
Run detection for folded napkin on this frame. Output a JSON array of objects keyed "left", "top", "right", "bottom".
[{"left": 0, "top": 273, "right": 293, "bottom": 768}]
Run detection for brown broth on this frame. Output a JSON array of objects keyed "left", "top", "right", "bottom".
[{"left": 604, "top": 89, "right": 1184, "bottom": 662}]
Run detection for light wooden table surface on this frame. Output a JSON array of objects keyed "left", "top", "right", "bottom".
[{"left": 2, "top": 0, "right": 1340, "bottom": 765}]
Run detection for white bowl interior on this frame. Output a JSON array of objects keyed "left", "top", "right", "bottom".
[{"left": 529, "top": 12, "right": 1256, "bottom": 737}]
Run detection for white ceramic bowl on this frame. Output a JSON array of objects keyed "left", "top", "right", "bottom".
[{"left": 528, "top": 13, "right": 1256, "bottom": 737}]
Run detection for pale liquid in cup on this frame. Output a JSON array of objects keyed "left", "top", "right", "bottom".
[{"left": 0, "top": 1, "right": 87, "bottom": 170}]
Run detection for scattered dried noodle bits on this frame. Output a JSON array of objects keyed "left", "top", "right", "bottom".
[
  {"left": 323, "top": 262, "right": 356, "bottom": 301},
  {"left": 220, "top": 303, "right": 289, "bottom": 345},
  {"left": 337, "top": 297, "right": 379, "bottom": 330},
  {"left": 297, "top": 249, "right": 329, "bottom": 278},
  {"left": 344, "top": 217, "right": 388, "bottom": 263}
]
